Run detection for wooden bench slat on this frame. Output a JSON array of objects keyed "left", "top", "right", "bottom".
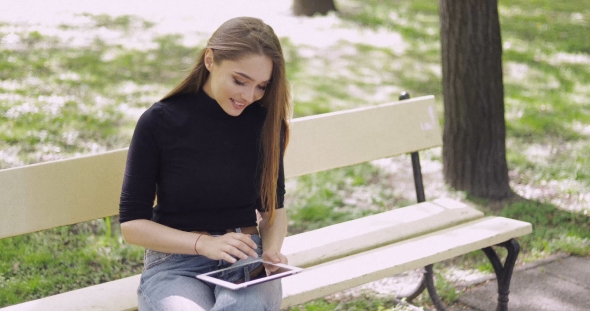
[
  {"left": 280, "top": 216, "right": 533, "bottom": 308},
  {"left": 0, "top": 275, "right": 141, "bottom": 311},
  {"left": 0, "top": 149, "right": 128, "bottom": 239},
  {"left": 284, "top": 96, "right": 441, "bottom": 178},
  {"left": 283, "top": 199, "right": 483, "bottom": 267}
]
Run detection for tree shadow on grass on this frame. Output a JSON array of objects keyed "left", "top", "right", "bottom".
[{"left": 468, "top": 193, "right": 590, "bottom": 258}]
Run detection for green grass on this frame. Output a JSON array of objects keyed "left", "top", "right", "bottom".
[
  {"left": 81, "top": 13, "right": 155, "bottom": 32},
  {"left": 1, "top": 0, "right": 589, "bottom": 309},
  {"left": 499, "top": 199, "right": 590, "bottom": 255},
  {"left": 0, "top": 19, "right": 195, "bottom": 167},
  {"left": 0, "top": 218, "right": 144, "bottom": 307},
  {"left": 286, "top": 294, "right": 417, "bottom": 311},
  {"left": 430, "top": 196, "right": 590, "bottom": 293},
  {"left": 339, "top": 0, "right": 590, "bottom": 194},
  {"left": 286, "top": 162, "right": 403, "bottom": 234}
]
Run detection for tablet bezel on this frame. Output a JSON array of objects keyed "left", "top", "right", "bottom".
[{"left": 196, "top": 259, "right": 302, "bottom": 290}]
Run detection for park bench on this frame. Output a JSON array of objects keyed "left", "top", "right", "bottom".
[{"left": 0, "top": 94, "right": 532, "bottom": 311}]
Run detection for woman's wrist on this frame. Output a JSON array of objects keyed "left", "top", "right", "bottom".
[{"left": 194, "top": 234, "right": 204, "bottom": 255}]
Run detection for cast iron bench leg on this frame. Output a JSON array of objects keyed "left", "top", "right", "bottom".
[
  {"left": 424, "top": 263, "right": 447, "bottom": 311},
  {"left": 482, "top": 239, "right": 521, "bottom": 311},
  {"left": 414, "top": 238, "right": 520, "bottom": 311}
]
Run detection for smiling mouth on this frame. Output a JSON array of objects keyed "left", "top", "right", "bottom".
[{"left": 231, "top": 99, "right": 247, "bottom": 108}]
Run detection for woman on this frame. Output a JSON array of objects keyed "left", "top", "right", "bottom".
[{"left": 119, "top": 17, "right": 290, "bottom": 311}]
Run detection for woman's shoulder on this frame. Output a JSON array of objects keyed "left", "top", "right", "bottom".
[
  {"left": 136, "top": 101, "right": 163, "bottom": 126},
  {"left": 160, "top": 92, "right": 196, "bottom": 104},
  {"left": 158, "top": 92, "right": 197, "bottom": 112},
  {"left": 134, "top": 93, "right": 192, "bottom": 129},
  {"left": 146, "top": 93, "right": 197, "bottom": 120}
]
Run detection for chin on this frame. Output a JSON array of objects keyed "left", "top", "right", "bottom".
[{"left": 224, "top": 108, "right": 244, "bottom": 117}]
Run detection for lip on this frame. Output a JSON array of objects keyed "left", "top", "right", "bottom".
[{"left": 231, "top": 98, "right": 247, "bottom": 110}]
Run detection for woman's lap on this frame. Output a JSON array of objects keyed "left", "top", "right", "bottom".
[
  {"left": 212, "top": 279, "right": 282, "bottom": 311},
  {"left": 139, "top": 273, "right": 215, "bottom": 311},
  {"left": 138, "top": 234, "right": 282, "bottom": 311}
]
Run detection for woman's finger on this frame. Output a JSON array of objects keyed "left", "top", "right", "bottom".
[
  {"left": 222, "top": 244, "right": 249, "bottom": 260},
  {"left": 231, "top": 233, "right": 258, "bottom": 250},
  {"left": 262, "top": 251, "right": 280, "bottom": 263},
  {"left": 221, "top": 252, "right": 238, "bottom": 263},
  {"left": 225, "top": 235, "right": 258, "bottom": 258},
  {"left": 278, "top": 253, "right": 288, "bottom": 264},
  {"left": 263, "top": 262, "right": 279, "bottom": 273},
  {"left": 201, "top": 234, "right": 258, "bottom": 261}
]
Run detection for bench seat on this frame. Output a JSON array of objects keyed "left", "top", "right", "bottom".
[
  {"left": 2, "top": 198, "right": 531, "bottom": 311},
  {"left": 0, "top": 275, "right": 141, "bottom": 311},
  {"left": 281, "top": 198, "right": 483, "bottom": 267},
  {"left": 281, "top": 216, "right": 532, "bottom": 308}
]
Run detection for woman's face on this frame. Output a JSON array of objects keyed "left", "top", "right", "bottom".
[{"left": 203, "top": 50, "right": 273, "bottom": 117}]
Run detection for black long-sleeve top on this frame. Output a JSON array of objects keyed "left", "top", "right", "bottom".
[{"left": 119, "top": 90, "right": 285, "bottom": 231}]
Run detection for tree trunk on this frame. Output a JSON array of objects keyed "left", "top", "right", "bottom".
[
  {"left": 439, "top": 0, "right": 512, "bottom": 199},
  {"left": 293, "top": 0, "right": 337, "bottom": 16}
]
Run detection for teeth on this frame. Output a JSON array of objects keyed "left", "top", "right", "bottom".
[{"left": 232, "top": 99, "right": 245, "bottom": 106}]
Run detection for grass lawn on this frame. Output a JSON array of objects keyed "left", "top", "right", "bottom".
[{"left": 1, "top": 0, "right": 589, "bottom": 309}]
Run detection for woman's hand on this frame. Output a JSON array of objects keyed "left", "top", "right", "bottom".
[
  {"left": 262, "top": 250, "right": 288, "bottom": 273},
  {"left": 196, "top": 233, "right": 259, "bottom": 263},
  {"left": 259, "top": 208, "right": 288, "bottom": 273}
]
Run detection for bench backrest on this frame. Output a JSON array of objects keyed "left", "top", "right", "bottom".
[{"left": 0, "top": 96, "right": 440, "bottom": 239}]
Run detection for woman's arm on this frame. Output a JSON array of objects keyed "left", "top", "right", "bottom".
[
  {"left": 258, "top": 208, "right": 288, "bottom": 264},
  {"left": 121, "top": 219, "right": 258, "bottom": 263}
]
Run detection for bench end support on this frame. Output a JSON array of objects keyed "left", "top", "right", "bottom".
[
  {"left": 483, "top": 238, "right": 520, "bottom": 311},
  {"left": 421, "top": 238, "right": 520, "bottom": 311}
]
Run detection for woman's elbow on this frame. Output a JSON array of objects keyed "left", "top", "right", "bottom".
[{"left": 120, "top": 220, "right": 139, "bottom": 244}]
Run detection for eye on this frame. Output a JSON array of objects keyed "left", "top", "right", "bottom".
[
  {"left": 257, "top": 85, "right": 267, "bottom": 91},
  {"left": 233, "top": 79, "right": 245, "bottom": 86}
]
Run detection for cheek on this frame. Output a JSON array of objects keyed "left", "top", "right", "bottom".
[
  {"left": 216, "top": 76, "right": 234, "bottom": 92},
  {"left": 222, "top": 80, "right": 237, "bottom": 94},
  {"left": 255, "top": 89, "right": 265, "bottom": 101}
]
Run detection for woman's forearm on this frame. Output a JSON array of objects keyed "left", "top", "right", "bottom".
[
  {"left": 259, "top": 208, "right": 288, "bottom": 260},
  {"left": 121, "top": 219, "right": 201, "bottom": 254},
  {"left": 121, "top": 219, "right": 259, "bottom": 262}
]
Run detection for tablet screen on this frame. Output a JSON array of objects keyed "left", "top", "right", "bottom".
[{"left": 197, "top": 259, "right": 302, "bottom": 290}]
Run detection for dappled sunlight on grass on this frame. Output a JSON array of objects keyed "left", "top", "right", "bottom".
[
  {"left": 0, "top": 18, "right": 193, "bottom": 168},
  {"left": 286, "top": 162, "right": 401, "bottom": 234},
  {"left": 508, "top": 139, "right": 590, "bottom": 210},
  {"left": 337, "top": 0, "right": 590, "bottom": 214}
]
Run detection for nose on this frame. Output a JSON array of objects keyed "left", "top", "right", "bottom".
[{"left": 242, "top": 87, "right": 256, "bottom": 103}]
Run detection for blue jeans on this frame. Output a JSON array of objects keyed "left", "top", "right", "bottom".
[{"left": 138, "top": 234, "right": 282, "bottom": 311}]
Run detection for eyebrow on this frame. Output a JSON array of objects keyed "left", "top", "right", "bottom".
[{"left": 234, "top": 72, "right": 270, "bottom": 84}]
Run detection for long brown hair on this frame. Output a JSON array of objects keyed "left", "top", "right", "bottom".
[{"left": 162, "top": 17, "right": 290, "bottom": 225}]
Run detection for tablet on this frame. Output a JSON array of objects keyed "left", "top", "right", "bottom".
[{"left": 197, "top": 258, "right": 302, "bottom": 290}]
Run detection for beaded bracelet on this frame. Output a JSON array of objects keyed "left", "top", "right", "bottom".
[{"left": 194, "top": 234, "right": 203, "bottom": 255}]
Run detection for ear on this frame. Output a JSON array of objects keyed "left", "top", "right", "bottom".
[{"left": 204, "top": 48, "right": 214, "bottom": 71}]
